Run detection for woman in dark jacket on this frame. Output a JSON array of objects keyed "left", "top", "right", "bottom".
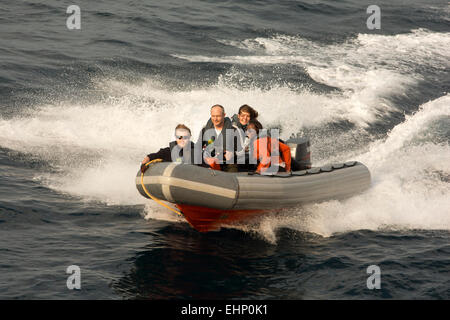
[{"left": 231, "top": 104, "right": 259, "bottom": 171}]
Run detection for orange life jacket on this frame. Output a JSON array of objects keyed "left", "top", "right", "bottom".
[
  {"left": 204, "top": 157, "right": 221, "bottom": 171},
  {"left": 253, "top": 136, "right": 292, "bottom": 173}
]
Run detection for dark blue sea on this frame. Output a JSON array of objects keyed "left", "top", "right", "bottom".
[{"left": 0, "top": 0, "right": 449, "bottom": 300}]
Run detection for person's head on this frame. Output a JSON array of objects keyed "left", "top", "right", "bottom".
[
  {"left": 238, "top": 104, "right": 258, "bottom": 126},
  {"left": 246, "top": 119, "right": 263, "bottom": 139},
  {"left": 210, "top": 104, "right": 225, "bottom": 128},
  {"left": 174, "top": 124, "right": 191, "bottom": 148}
]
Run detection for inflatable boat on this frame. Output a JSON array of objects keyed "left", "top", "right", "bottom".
[{"left": 136, "top": 138, "right": 371, "bottom": 232}]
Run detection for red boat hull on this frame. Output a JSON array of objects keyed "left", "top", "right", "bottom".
[{"left": 176, "top": 204, "right": 272, "bottom": 232}]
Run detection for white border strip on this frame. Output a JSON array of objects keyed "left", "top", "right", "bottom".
[
  {"left": 161, "top": 163, "right": 179, "bottom": 202},
  {"left": 142, "top": 176, "right": 236, "bottom": 199}
]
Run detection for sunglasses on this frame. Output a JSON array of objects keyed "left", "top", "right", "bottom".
[{"left": 175, "top": 135, "right": 190, "bottom": 140}]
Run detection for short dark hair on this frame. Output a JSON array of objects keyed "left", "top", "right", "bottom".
[
  {"left": 239, "top": 104, "right": 258, "bottom": 119},
  {"left": 247, "top": 119, "right": 263, "bottom": 134}
]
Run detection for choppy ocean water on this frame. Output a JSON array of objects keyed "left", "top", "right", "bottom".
[{"left": 0, "top": 0, "right": 449, "bottom": 300}]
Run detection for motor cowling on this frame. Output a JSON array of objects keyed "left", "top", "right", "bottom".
[{"left": 286, "top": 137, "right": 311, "bottom": 170}]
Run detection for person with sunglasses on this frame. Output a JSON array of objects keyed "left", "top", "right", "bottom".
[{"left": 140, "top": 124, "right": 195, "bottom": 173}]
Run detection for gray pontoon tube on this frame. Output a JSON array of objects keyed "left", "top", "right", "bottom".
[{"left": 136, "top": 161, "right": 371, "bottom": 210}]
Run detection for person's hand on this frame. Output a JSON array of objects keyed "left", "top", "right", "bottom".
[
  {"left": 224, "top": 150, "right": 233, "bottom": 161},
  {"left": 204, "top": 157, "right": 217, "bottom": 166},
  {"left": 141, "top": 163, "right": 148, "bottom": 174},
  {"left": 142, "top": 156, "right": 150, "bottom": 164}
]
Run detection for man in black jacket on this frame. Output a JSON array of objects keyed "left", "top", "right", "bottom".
[
  {"left": 140, "top": 124, "right": 195, "bottom": 173},
  {"left": 197, "top": 104, "right": 238, "bottom": 172}
]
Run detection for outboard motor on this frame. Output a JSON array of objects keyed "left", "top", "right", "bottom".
[{"left": 286, "top": 137, "right": 311, "bottom": 170}]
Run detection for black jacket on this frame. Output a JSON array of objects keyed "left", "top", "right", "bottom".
[
  {"left": 147, "top": 141, "right": 196, "bottom": 164},
  {"left": 230, "top": 114, "right": 248, "bottom": 160},
  {"left": 196, "top": 117, "right": 237, "bottom": 157}
]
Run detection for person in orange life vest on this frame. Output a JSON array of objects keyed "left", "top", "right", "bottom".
[
  {"left": 140, "top": 124, "right": 195, "bottom": 173},
  {"left": 246, "top": 119, "right": 291, "bottom": 174}
]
